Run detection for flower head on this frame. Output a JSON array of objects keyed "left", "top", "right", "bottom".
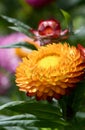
[
  {"left": 15, "top": 43, "right": 85, "bottom": 101},
  {"left": 31, "top": 19, "right": 69, "bottom": 45}
]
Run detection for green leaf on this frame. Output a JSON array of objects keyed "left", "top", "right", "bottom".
[
  {"left": 0, "top": 100, "right": 68, "bottom": 127},
  {"left": 0, "top": 42, "right": 37, "bottom": 50},
  {"left": 0, "top": 114, "right": 36, "bottom": 121},
  {"left": 61, "top": 9, "right": 73, "bottom": 33},
  {"left": 0, "top": 114, "right": 68, "bottom": 128},
  {"left": 66, "top": 27, "right": 85, "bottom": 46},
  {"left": 0, "top": 127, "right": 6, "bottom": 130},
  {"left": 74, "top": 26, "right": 85, "bottom": 44},
  {"left": 76, "top": 112, "right": 85, "bottom": 119},
  {"left": 0, "top": 119, "right": 66, "bottom": 128},
  {"left": 1, "top": 15, "right": 33, "bottom": 37},
  {"left": 72, "top": 81, "right": 85, "bottom": 112},
  {"left": 0, "top": 100, "right": 61, "bottom": 117},
  {"left": 4, "top": 126, "right": 27, "bottom": 130},
  {"left": 70, "top": 114, "right": 85, "bottom": 130},
  {"left": 9, "top": 26, "right": 32, "bottom": 37},
  {"left": 0, "top": 101, "right": 24, "bottom": 111},
  {"left": 3, "top": 126, "right": 38, "bottom": 130},
  {"left": 1, "top": 15, "right": 30, "bottom": 30}
]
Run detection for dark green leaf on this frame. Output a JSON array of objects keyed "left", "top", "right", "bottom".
[
  {"left": 72, "top": 81, "right": 85, "bottom": 112},
  {"left": 0, "top": 101, "right": 24, "bottom": 111},
  {"left": 0, "top": 42, "right": 37, "bottom": 50},
  {"left": 0, "top": 100, "right": 68, "bottom": 127},
  {"left": 0, "top": 113, "right": 68, "bottom": 129},
  {"left": 0, "top": 127, "right": 7, "bottom": 130},
  {"left": 61, "top": 9, "right": 73, "bottom": 33},
  {"left": 0, "top": 119, "right": 68, "bottom": 128},
  {"left": 1, "top": 15, "right": 31, "bottom": 30},
  {"left": 0, "top": 100, "right": 61, "bottom": 117},
  {"left": 9, "top": 26, "right": 32, "bottom": 37},
  {"left": 66, "top": 27, "right": 85, "bottom": 46},
  {"left": 1, "top": 15, "right": 33, "bottom": 37},
  {"left": 4, "top": 127, "right": 26, "bottom": 130},
  {"left": 0, "top": 114, "right": 36, "bottom": 121}
]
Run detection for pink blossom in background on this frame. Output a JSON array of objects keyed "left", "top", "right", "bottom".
[
  {"left": 0, "top": 33, "right": 28, "bottom": 73},
  {"left": 26, "top": 0, "right": 54, "bottom": 8},
  {"left": 0, "top": 72, "right": 10, "bottom": 95}
]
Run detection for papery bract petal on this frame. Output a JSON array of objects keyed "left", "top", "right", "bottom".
[{"left": 16, "top": 43, "right": 85, "bottom": 101}]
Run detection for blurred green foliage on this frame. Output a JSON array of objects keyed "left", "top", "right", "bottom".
[
  {"left": 0, "top": 0, "right": 85, "bottom": 33},
  {"left": 0, "top": 0, "right": 85, "bottom": 130}
]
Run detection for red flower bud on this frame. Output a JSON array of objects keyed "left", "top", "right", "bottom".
[
  {"left": 30, "top": 19, "right": 69, "bottom": 45},
  {"left": 38, "top": 19, "right": 61, "bottom": 38}
]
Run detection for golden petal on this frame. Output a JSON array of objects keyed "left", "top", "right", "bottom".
[{"left": 15, "top": 42, "right": 85, "bottom": 100}]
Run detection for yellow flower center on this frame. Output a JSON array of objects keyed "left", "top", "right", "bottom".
[{"left": 38, "top": 55, "right": 60, "bottom": 69}]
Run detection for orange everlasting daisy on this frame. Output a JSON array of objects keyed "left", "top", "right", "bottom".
[{"left": 15, "top": 43, "right": 85, "bottom": 101}]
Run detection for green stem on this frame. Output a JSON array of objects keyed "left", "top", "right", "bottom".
[{"left": 59, "top": 97, "right": 75, "bottom": 121}]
